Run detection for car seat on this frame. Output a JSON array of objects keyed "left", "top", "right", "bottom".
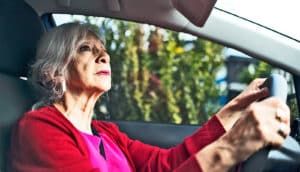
[{"left": 0, "top": 0, "right": 45, "bottom": 171}]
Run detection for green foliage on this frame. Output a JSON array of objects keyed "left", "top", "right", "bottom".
[
  {"left": 239, "top": 61, "right": 272, "bottom": 83},
  {"left": 88, "top": 18, "right": 224, "bottom": 125},
  {"left": 76, "top": 17, "right": 299, "bottom": 127},
  {"left": 288, "top": 96, "right": 299, "bottom": 123}
]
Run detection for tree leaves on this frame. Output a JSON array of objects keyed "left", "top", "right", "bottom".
[{"left": 93, "top": 19, "right": 224, "bottom": 125}]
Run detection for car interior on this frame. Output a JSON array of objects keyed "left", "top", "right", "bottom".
[
  {"left": 0, "top": 0, "right": 300, "bottom": 171},
  {"left": 0, "top": 0, "right": 45, "bottom": 170},
  {"left": 0, "top": 1, "right": 201, "bottom": 170}
]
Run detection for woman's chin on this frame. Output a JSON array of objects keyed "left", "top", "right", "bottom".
[
  {"left": 103, "top": 86, "right": 111, "bottom": 92},
  {"left": 97, "top": 83, "right": 111, "bottom": 92}
]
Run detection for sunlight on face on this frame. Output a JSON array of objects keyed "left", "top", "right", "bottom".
[{"left": 67, "top": 34, "right": 111, "bottom": 94}]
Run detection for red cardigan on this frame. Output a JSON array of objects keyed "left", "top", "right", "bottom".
[{"left": 8, "top": 106, "right": 225, "bottom": 172}]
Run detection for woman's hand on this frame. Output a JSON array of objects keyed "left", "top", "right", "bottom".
[
  {"left": 223, "top": 97, "right": 290, "bottom": 158},
  {"left": 196, "top": 97, "right": 290, "bottom": 172},
  {"left": 216, "top": 78, "right": 269, "bottom": 131}
]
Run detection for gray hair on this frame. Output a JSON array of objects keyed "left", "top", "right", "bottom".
[{"left": 30, "top": 22, "right": 102, "bottom": 105}]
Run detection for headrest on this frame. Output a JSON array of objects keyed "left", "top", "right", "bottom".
[{"left": 0, "top": 0, "right": 45, "bottom": 76}]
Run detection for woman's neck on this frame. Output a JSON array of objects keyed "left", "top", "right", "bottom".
[{"left": 53, "top": 90, "right": 102, "bottom": 134}]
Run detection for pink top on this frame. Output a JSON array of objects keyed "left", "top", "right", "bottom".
[{"left": 80, "top": 131, "right": 132, "bottom": 172}]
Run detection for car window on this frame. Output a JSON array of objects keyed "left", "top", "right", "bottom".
[
  {"left": 215, "top": 0, "right": 300, "bottom": 41},
  {"left": 52, "top": 14, "right": 298, "bottom": 125}
]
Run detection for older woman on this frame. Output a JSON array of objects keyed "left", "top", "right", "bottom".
[{"left": 9, "top": 22, "right": 290, "bottom": 172}]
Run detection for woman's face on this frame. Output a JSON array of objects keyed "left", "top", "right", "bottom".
[{"left": 67, "top": 34, "right": 111, "bottom": 94}]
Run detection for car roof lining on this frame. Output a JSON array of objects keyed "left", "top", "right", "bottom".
[{"left": 25, "top": 0, "right": 191, "bottom": 30}]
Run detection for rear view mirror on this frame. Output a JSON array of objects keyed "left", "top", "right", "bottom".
[{"left": 171, "top": 0, "right": 217, "bottom": 27}]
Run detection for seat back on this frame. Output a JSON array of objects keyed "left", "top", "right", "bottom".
[{"left": 0, "top": 0, "right": 45, "bottom": 170}]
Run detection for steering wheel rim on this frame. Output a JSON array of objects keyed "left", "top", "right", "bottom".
[{"left": 241, "top": 136, "right": 300, "bottom": 172}]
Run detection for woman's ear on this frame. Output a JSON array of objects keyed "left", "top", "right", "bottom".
[{"left": 53, "top": 76, "right": 66, "bottom": 95}]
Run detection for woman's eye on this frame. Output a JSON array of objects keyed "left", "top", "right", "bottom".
[{"left": 78, "top": 45, "right": 91, "bottom": 52}]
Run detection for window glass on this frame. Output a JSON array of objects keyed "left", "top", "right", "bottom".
[
  {"left": 52, "top": 14, "right": 298, "bottom": 125},
  {"left": 215, "top": 0, "right": 300, "bottom": 41}
]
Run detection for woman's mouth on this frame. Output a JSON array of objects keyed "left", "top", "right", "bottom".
[{"left": 96, "top": 70, "right": 111, "bottom": 76}]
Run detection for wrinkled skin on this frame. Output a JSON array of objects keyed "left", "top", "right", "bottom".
[{"left": 197, "top": 78, "right": 290, "bottom": 172}]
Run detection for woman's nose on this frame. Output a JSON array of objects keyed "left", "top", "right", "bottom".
[{"left": 96, "top": 52, "right": 110, "bottom": 64}]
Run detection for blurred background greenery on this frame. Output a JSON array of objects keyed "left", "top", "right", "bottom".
[
  {"left": 67, "top": 16, "right": 297, "bottom": 125},
  {"left": 92, "top": 18, "right": 224, "bottom": 124}
]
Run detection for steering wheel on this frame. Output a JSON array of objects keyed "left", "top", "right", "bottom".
[{"left": 240, "top": 74, "right": 300, "bottom": 172}]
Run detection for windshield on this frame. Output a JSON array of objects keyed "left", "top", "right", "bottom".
[{"left": 215, "top": 0, "right": 300, "bottom": 41}]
